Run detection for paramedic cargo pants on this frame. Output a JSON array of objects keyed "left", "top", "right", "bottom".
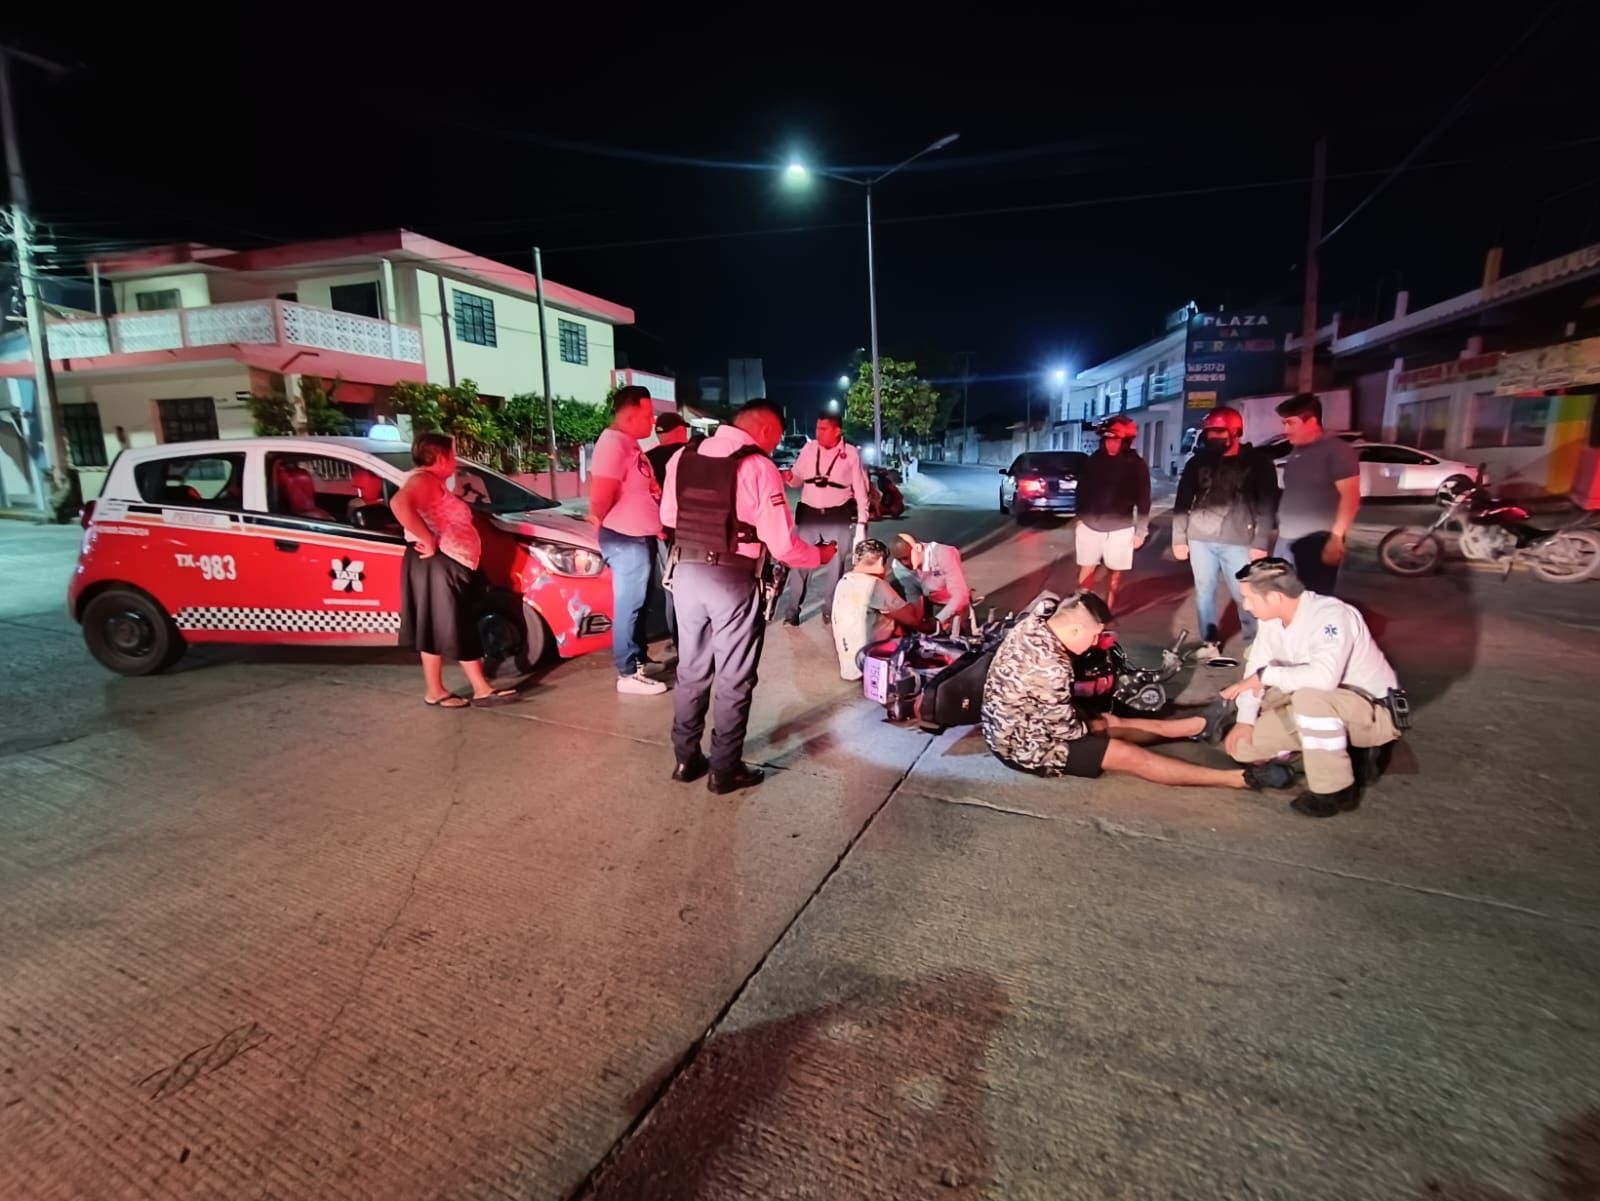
[
  {"left": 671, "top": 562, "right": 767, "bottom": 777},
  {"left": 1227, "top": 687, "right": 1399, "bottom": 794}
]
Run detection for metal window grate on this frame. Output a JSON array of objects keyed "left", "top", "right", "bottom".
[
  {"left": 158, "top": 397, "right": 219, "bottom": 443},
  {"left": 558, "top": 318, "right": 588, "bottom": 365},
  {"left": 453, "top": 291, "right": 498, "bottom": 347},
  {"left": 61, "top": 402, "right": 108, "bottom": 467}
]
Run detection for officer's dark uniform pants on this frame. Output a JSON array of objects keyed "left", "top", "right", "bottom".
[
  {"left": 781, "top": 507, "right": 852, "bottom": 622},
  {"left": 671, "top": 562, "right": 767, "bottom": 776}
]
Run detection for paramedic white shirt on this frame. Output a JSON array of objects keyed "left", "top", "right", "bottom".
[
  {"left": 912, "top": 541, "right": 973, "bottom": 624},
  {"left": 1234, "top": 591, "right": 1399, "bottom": 726}
]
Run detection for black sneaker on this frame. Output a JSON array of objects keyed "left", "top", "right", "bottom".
[
  {"left": 1191, "top": 698, "right": 1235, "bottom": 746},
  {"left": 781, "top": 615, "right": 801, "bottom": 628},
  {"left": 1243, "top": 761, "right": 1296, "bottom": 791},
  {"left": 1290, "top": 786, "right": 1360, "bottom": 818}
]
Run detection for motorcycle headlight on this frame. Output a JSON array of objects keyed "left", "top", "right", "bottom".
[{"left": 526, "top": 540, "right": 605, "bottom": 577}]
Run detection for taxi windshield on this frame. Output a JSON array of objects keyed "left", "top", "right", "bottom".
[{"left": 377, "top": 453, "right": 559, "bottom": 513}]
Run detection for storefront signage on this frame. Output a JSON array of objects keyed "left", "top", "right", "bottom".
[
  {"left": 1489, "top": 243, "right": 1600, "bottom": 302},
  {"left": 1494, "top": 337, "right": 1600, "bottom": 395},
  {"left": 1394, "top": 352, "right": 1501, "bottom": 392},
  {"left": 1181, "top": 309, "right": 1290, "bottom": 430}
]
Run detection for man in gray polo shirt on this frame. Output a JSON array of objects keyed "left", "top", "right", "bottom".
[{"left": 1275, "top": 393, "right": 1360, "bottom": 595}]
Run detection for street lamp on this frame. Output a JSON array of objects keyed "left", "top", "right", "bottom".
[
  {"left": 784, "top": 133, "right": 961, "bottom": 458},
  {"left": 838, "top": 374, "right": 850, "bottom": 390},
  {"left": 826, "top": 398, "right": 840, "bottom": 414}
]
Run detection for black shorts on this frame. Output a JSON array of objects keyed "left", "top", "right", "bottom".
[{"left": 997, "top": 733, "right": 1110, "bottom": 780}]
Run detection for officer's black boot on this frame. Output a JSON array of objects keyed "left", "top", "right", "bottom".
[
  {"left": 1290, "top": 786, "right": 1360, "bottom": 818},
  {"left": 1349, "top": 743, "right": 1393, "bottom": 793},
  {"left": 671, "top": 751, "right": 709, "bottom": 784},
  {"left": 708, "top": 764, "right": 764, "bottom": 794}
]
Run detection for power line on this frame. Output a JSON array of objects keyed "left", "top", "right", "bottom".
[{"left": 1321, "top": 0, "right": 1567, "bottom": 246}]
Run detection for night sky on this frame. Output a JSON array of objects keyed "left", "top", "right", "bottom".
[{"left": 6, "top": 10, "right": 1600, "bottom": 423}]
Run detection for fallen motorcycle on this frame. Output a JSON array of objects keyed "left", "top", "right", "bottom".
[
  {"left": 1377, "top": 476, "right": 1600, "bottom": 583},
  {"left": 860, "top": 596, "right": 1189, "bottom": 731}
]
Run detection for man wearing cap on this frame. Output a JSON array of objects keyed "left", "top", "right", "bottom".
[
  {"left": 831, "top": 538, "right": 931, "bottom": 680},
  {"left": 778, "top": 412, "right": 870, "bottom": 626}
]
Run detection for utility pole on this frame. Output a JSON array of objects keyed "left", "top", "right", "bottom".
[
  {"left": 1, "top": 45, "right": 72, "bottom": 517},
  {"left": 532, "top": 246, "right": 559, "bottom": 500},
  {"left": 1297, "top": 137, "right": 1327, "bottom": 396},
  {"left": 955, "top": 350, "right": 974, "bottom": 463}
]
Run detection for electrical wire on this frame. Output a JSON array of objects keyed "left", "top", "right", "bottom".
[{"left": 1320, "top": 0, "right": 1568, "bottom": 246}]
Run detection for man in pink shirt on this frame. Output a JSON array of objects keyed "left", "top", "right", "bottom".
[
  {"left": 661, "top": 399, "right": 838, "bottom": 793},
  {"left": 589, "top": 386, "right": 667, "bottom": 695}
]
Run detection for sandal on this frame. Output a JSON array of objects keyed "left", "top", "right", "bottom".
[
  {"left": 469, "top": 688, "right": 520, "bottom": 708},
  {"left": 424, "top": 694, "right": 470, "bottom": 709}
]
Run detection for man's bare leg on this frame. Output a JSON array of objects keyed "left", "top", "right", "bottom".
[
  {"left": 1105, "top": 569, "right": 1123, "bottom": 613},
  {"left": 1077, "top": 564, "right": 1099, "bottom": 594},
  {"left": 1100, "top": 738, "right": 1249, "bottom": 788},
  {"left": 1095, "top": 712, "right": 1204, "bottom": 745}
]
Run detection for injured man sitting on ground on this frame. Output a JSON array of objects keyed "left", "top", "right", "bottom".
[
  {"left": 981, "top": 589, "right": 1295, "bottom": 792},
  {"left": 832, "top": 538, "right": 931, "bottom": 681}
]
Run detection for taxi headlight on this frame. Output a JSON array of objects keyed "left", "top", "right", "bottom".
[{"left": 526, "top": 540, "right": 605, "bottom": 577}]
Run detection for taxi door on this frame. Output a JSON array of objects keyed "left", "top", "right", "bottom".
[
  {"left": 240, "top": 449, "right": 407, "bottom": 645},
  {"left": 99, "top": 448, "right": 271, "bottom": 640}
]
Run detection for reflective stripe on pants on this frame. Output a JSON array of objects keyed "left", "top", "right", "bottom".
[{"left": 1229, "top": 687, "right": 1399, "bottom": 794}]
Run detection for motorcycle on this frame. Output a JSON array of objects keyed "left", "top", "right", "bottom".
[
  {"left": 868, "top": 469, "right": 906, "bottom": 520},
  {"left": 861, "top": 598, "right": 1189, "bottom": 730},
  {"left": 1377, "top": 476, "right": 1600, "bottom": 583}
]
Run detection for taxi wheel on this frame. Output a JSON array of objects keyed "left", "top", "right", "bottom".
[
  {"left": 82, "top": 588, "right": 183, "bottom": 676},
  {"left": 477, "top": 591, "right": 551, "bottom": 676}
]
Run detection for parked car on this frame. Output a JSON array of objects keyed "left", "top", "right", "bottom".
[
  {"left": 69, "top": 437, "right": 613, "bottom": 676},
  {"left": 1260, "top": 434, "right": 1477, "bottom": 499},
  {"left": 998, "top": 451, "right": 1088, "bottom": 523}
]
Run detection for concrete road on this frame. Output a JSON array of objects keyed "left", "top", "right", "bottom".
[{"left": 2, "top": 466, "right": 1597, "bottom": 1201}]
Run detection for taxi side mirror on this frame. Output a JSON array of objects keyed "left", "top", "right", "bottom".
[{"left": 997, "top": 468, "right": 1008, "bottom": 475}]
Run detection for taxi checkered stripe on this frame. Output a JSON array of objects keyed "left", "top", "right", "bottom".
[{"left": 173, "top": 607, "right": 401, "bottom": 634}]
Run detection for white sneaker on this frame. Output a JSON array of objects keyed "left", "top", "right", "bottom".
[
  {"left": 617, "top": 670, "right": 668, "bottom": 695},
  {"left": 1191, "top": 641, "right": 1223, "bottom": 663}
]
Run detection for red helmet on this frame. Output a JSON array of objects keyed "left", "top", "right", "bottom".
[{"left": 1100, "top": 416, "right": 1137, "bottom": 441}]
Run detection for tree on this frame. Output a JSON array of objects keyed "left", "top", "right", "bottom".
[{"left": 843, "top": 357, "right": 942, "bottom": 444}]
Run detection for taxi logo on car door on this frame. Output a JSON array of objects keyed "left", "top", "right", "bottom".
[{"left": 329, "top": 557, "right": 366, "bottom": 592}]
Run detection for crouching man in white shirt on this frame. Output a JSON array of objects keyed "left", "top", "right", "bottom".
[
  {"left": 1219, "top": 557, "right": 1405, "bottom": 819},
  {"left": 889, "top": 533, "right": 974, "bottom": 631}
]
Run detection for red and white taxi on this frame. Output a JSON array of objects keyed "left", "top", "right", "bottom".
[{"left": 69, "top": 436, "right": 613, "bottom": 675}]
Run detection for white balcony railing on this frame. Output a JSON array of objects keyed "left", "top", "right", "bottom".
[{"left": 43, "top": 300, "right": 424, "bottom": 366}]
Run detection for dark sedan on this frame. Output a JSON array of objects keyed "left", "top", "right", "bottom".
[{"left": 999, "top": 451, "right": 1088, "bottom": 522}]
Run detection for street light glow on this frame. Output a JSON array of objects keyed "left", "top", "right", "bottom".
[
  {"left": 826, "top": 399, "right": 840, "bottom": 413},
  {"left": 1053, "top": 368, "right": 1067, "bottom": 383},
  {"left": 785, "top": 161, "right": 809, "bottom": 181},
  {"left": 838, "top": 375, "right": 850, "bottom": 389}
]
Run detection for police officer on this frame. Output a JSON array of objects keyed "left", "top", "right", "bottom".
[
  {"left": 660, "top": 399, "right": 838, "bottom": 794},
  {"left": 779, "top": 411, "right": 870, "bottom": 626},
  {"left": 1220, "top": 557, "right": 1405, "bottom": 818}
]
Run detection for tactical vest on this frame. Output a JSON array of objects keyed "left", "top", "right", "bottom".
[{"left": 673, "top": 443, "right": 762, "bottom": 563}]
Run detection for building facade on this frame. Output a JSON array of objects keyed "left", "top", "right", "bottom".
[
  {"left": 1074, "top": 328, "right": 1187, "bottom": 473},
  {"left": 0, "top": 231, "right": 634, "bottom": 502}
]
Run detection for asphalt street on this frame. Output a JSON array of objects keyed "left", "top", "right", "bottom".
[{"left": 2, "top": 462, "right": 1597, "bottom": 1201}]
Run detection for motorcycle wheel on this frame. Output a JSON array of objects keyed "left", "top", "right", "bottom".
[
  {"left": 1457, "top": 524, "right": 1499, "bottom": 562},
  {"left": 1378, "top": 527, "right": 1443, "bottom": 576},
  {"left": 1531, "top": 529, "right": 1600, "bottom": 583}
]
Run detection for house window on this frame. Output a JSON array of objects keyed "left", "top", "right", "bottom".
[
  {"left": 330, "top": 282, "right": 382, "bottom": 319},
  {"left": 1469, "top": 392, "right": 1549, "bottom": 449},
  {"left": 276, "top": 291, "right": 298, "bottom": 303},
  {"left": 1395, "top": 396, "right": 1449, "bottom": 451},
  {"left": 61, "top": 402, "right": 108, "bottom": 467},
  {"left": 453, "top": 291, "right": 497, "bottom": 347},
  {"left": 135, "top": 289, "right": 181, "bottom": 311},
  {"left": 158, "top": 397, "right": 220, "bottom": 443},
  {"left": 559, "top": 318, "right": 588, "bottom": 365}
]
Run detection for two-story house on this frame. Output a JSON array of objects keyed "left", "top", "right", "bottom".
[
  {"left": 1075, "top": 327, "right": 1187, "bottom": 474},
  {"left": 0, "top": 230, "right": 636, "bottom": 499}
]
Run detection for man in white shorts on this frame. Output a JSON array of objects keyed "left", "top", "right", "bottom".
[
  {"left": 831, "top": 538, "right": 929, "bottom": 680},
  {"left": 1074, "top": 416, "right": 1150, "bottom": 613}
]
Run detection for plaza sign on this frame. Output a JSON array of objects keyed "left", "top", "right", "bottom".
[{"left": 1181, "top": 309, "right": 1291, "bottom": 430}]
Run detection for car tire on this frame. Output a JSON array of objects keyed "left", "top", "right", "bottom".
[
  {"left": 998, "top": 488, "right": 1008, "bottom": 514},
  {"left": 82, "top": 587, "right": 184, "bottom": 676},
  {"left": 477, "top": 590, "right": 552, "bottom": 677}
]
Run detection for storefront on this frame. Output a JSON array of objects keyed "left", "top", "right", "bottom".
[{"left": 1384, "top": 347, "right": 1600, "bottom": 499}]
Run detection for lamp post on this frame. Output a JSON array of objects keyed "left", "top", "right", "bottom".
[{"left": 785, "top": 133, "right": 960, "bottom": 459}]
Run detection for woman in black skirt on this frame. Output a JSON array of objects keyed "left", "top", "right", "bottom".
[{"left": 391, "top": 433, "right": 519, "bottom": 709}]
